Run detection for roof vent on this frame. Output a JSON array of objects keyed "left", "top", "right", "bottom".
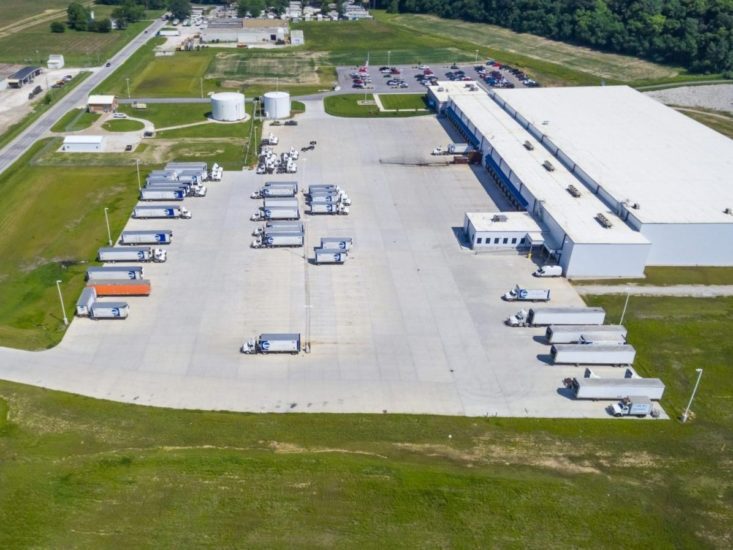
[
  {"left": 725, "top": 208, "right": 733, "bottom": 215},
  {"left": 492, "top": 214, "right": 508, "bottom": 222},
  {"left": 596, "top": 213, "right": 613, "bottom": 228},
  {"left": 567, "top": 185, "right": 581, "bottom": 198},
  {"left": 542, "top": 160, "right": 555, "bottom": 172},
  {"left": 523, "top": 140, "right": 534, "bottom": 151},
  {"left": 632, "top": 203, "right": 640, "bottom": 210}
]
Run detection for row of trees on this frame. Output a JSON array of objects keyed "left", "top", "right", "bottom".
[{"left": 380, "top": 0, "right": 733, "bottom": 74}]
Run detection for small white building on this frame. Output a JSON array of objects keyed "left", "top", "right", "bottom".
[
  {"left": 290, "top": 29, "right": 304, "bottom": 45},
  {"left": 464, "top": 212, "right": 544, "bottom": 250},
  {"left": 47, "top": 55, "right": 65, "bottom": 70},
  {"left": 62, "top": 135, "right": 104, "bottom": 153}
]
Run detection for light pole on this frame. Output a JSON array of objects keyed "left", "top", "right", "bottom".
[
  {"left": 104, "top": 207, "right": 112, "bottom": 246},
  {"left": 135, "top": 158, "right": 141, "bottom": 191},
  {"left": 474, "top": 49, "right": 479, "bottom": 63},
  {"left": 55, "top": 280, "right": 68, "bottom": 326},
  {"left": 200, "top": 77, "right": 204, "bottom": 98},
  {"left": 125, "top": 77, "right": 131, "bottom": 99},
  {"left": 619, "top": 288, "right": 631, "bottom": 324},
  {"left": 681, "top": 368, "right": 703, "bottom": 423},
  {"left": 387, "top": 50, "right": 391, "bottom": 67}
]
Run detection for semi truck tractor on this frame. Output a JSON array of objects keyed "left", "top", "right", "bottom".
[
  {"left": 506, "top": 307, "right": 605, "bottom": 327},
  {"left": 252, "top": 221, "right": 304, "bottom": 237},
  {"left": 608, "top": 396, "right": 655, "bottom": 418},
  {"left": 545, "top": 325, "right": 626, "bottom": 344},
  {"left": 263, "top": 197, "right": 299, "bottom": 209},
  {"left": 314, "top": 248, "right": 347, "bottom": 264},
  {"left": 320, "top": 237, "right": 353, "bottom": 251},
  {"left": 534, "top": 265, "right": 563, "bottom": 277},
  {"left": 251, "top": 206, "right": 300, "bottom": 221},
  {"left": 86, "top": 266, "right": 144, "bottom": 281},
  {"left": 550, "top": 344, "right": 636, "bottom": 366},
  {"left": 98, "top": 247, "right": 166, "bottom": 263},
  {"left": 309, "top": 203, "right": 349, "bottom": 215},
  {"left": 139, "top": 188, "right": 186, "bottom": 201},
  {"left": 86, "top": 279, "right": 151, "bottom": 296},
  {"left": 502, "top": 285, "right": 551, "bottom": 302},
  {"left": 564, "top": 377, "right": 665, "bottom": 400},
  {"left": 89, "top": 301, "right": 129, "bottom": 320},
  {"left": 251, "top": 231, "right": 304, "bottom": 248},
  {"left": 241, "top": 333, "right": 301, "bottom": 354},
  {"left": 120, "top": 230, "right": 172, "bottom": 245},
  {"left": 133, "top": 205, "right": 191, "bottom": 219},
  {"left": 75, "top": 287, "right": 96, "bottom": 317}
]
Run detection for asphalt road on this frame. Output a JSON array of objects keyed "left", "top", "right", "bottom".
[{"left": 0, "top": 18, "right": 165, "bottom": 176}]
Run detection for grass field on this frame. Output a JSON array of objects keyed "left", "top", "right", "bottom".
[
  {"left": 0, "top": 295, "right": 730, "bottom": 545},
  {"left": 325, "top": 94, "right": 430, "bottom": 117},
  {"left": 674, "top": 107, "right": 733, "bottom": 139},
  {"left": 101, "top": 119, "right": 145, "bottom": 132},
  {"left": 0, "top": 0, "right": 72, "bottom": 29},
  {"left": 116, "top": 103, "right": 212, "bottom": 128},
  {"left": 573, "top": 266, "right": 733, "bottom": 286},
  {"left": 379, "top": 93, "right": 428, "bottom": 110},
  {"left": 50, "top": 109, "right": 100, "bottom": 133},
  {"left": 0, "top": 140, "right": 141, "bottom": 349}
]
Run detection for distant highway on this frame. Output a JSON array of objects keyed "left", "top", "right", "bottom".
[{"left": 0, "top": 18, "right": 165, "bottom": 176}]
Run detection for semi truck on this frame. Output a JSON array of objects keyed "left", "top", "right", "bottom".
[
  {"left": 263, "top": 197, "right": 299, "bottom": 209},
  {"left": 266, "top": 181, "right": 298, "bottom": 191},
  {"left": 139, "top": 188, "right": 186, "bottom": 201},
  {"left": 86, "top": 266, "right": 144, "bottom": 281},
  {"left": 251, "top": 206, "right": 300, "bottom": 221},
  {"left": 314, "top": 248, "right": 347, "bottom": 264},
  {"left": 75, "top": 287, "right": 96, "bottom": 317},
  {"left": 98, "top": 246, "right": 167, "bottom": 263},
  {"left": 252, "top": 221, "right": 304, "bottom": 237},
  {"left": 241, "top": 333, "right": 301, "bottom": 354},
  {"left": 307, "top": 184, "right": 340, "bottom": 195},
  {"left": 608, "top": 396, "right": 654, "bottom": 418},
  {"left": 320, "top": 237, "right": 353, "bottom": 251},
  {"left": 545, "top": 324, "right": 627, "bottom": 344},
  {"left": 564, "top": 376, "right": 665, "bottom": 400},
  {"left": 120, "top": 230, "right": 173, "bottom": 245},
  {"left": 251, "top": 182, "right": 298, "bottom": 198},
  {"left": 133, "top": 205, "right": 191, "bottom": 219},
  {"left": 309, "top": 193, "right": 351, "bottom": 206},
  {"left": 534, "top": 265, "right": 563, "bottom": 277},
  {"left": 502, "top": 285, "right": 551, "bottom": 302},
  {"left": 144, "top": 183, "right": 207, "bottom": 197},
  {"left": 309, "top": 203, "right": 349, "bottom": 215},
  {"left": 550, "top": 344, "right": 636, "bottom": 366},
  {"left": 86, "top": 279, "right": 151, "bottom": 296},
  {"left": 251, "top": 231, "right": 304, "bottom": 248},
  {"left": 506, "top": 307, "right": 605, "bottom": 327},
  {"left": 89, "top": 301, "right": 129, "bottom": 320}
]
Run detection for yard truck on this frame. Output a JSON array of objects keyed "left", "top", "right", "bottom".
[
  {"left": 607, "top": 396, "right": 655, "bottom": 418},
  {"left": 502, "top": 285, "right": 551, "bottom": 302}
]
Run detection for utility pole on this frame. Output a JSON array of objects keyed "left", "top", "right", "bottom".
[
  {"left": 104, "top": 207, "right": 112, "bottom": 246},
  {"left": 619, "top": 289, "right": 631, "bottom": 324},
  {"left": 135, "top": 159, "right": 141, "bottom": 191},
  {"left": 126, "top": 77, "right": 131, "bottom": 99},
  {"left": 681, "top": 368, "right": 703, "bottom": 423},
  {"left": 200, "top": 77, "right": 204, "bottom": 98},
  {"left": 55, "top": 280, "right": 68, "bottom": 326}
]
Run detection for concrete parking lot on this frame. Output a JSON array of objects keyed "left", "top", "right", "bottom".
[{"left": 0, "top": 100, "right": 658, "bottom": 419}]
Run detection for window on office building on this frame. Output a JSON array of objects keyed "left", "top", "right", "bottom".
[
  {"left": 503, "top": 237, "right": 508, "bottom": 244},
  {"left": 511, "top": 238, "right": 517, "bottom": 244},
  {"left": 494, "top": 238, "right": 500, "bottom": 244},
  {"left": 476, "top": 238, "right": 482, "bottom": 244}
]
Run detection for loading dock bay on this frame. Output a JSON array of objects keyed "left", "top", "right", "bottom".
[{"left": 0, "top": 101, "right": 663, "bottom": 418}]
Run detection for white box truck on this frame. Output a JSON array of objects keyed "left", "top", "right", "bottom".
[
  {"left": 89, "top": 302, "right": 129, "bottom": 320},
  {"left": 534, "top": 265, "right": 562, "bottom": 277},
  {"left": 320, "top": 237, "right": 353, "bottom": 251},
  {"left": 241, "top": 333, "right": 301, "bottom": 354},
  {"left": 133, "top": 205, "right": 191, "bottom": 219},
  {"left": 551, "top": 344, "right": 636, "bottom": 365},
  {"left": 86, "top": 266, "right": 144, "bottom": 281},
  {"left": 252, "top": 221, "right": 304, "bottom": 237},
  {"left": 314, "top": 248, "right": 347, "bottom": 264},
  {"left": 608, "top": 397, "right": 655, "bottom": 418},
  {"left": 251, "top": 231, "right": 304, "bottom": 248},
  {"left": 98, "top": 247, "right": 167, "bottom": 263},
  {"left": 75, "top": 287, "right": 96, "bottom": 317},
  {"left": 545, "top": 325, "right": 627, "bottom": 344},
  {"left": 506, "top": 307, "right": 605, "bottom": 327},
  {"left": 252, "top": 186, "right": 297, "bottom": 198},
  {"left": 502, "top": 285, "right": 551, "bottom": 302},
  {"left": 120, "top": 230, "right": 172, "bottom": 245},
  {"left": 565, "top": 377, "right": 665, "bottom": 400}
]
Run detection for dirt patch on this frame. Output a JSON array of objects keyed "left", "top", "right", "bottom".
[{"left": 211, "top": 51, "right": 328, "bottom": 86}]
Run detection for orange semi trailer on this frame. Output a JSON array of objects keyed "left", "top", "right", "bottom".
[{"left": 87, "top": 279, "right": 151, "bottom": 296}]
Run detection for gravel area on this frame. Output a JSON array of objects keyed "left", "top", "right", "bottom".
[{"left": 645, "top": 84, "right": 733, "bottom": 113}]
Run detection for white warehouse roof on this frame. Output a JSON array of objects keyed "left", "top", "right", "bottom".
[
  {"left": 63, "top": 135, "right": 104, "bottom": 144},
  {"left": 467, "top": 211, "right": 542, "bottom": 233},
  {"left": 87, "top": 94, "right": 116, "bottom": 105},
  {"left": 493, "top": 86, "right": 733, "bottom": 225}
]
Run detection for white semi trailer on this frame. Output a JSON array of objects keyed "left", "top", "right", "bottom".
[
  {"left": 75, "top": 287, "right": 96, "bottom": 317},
  {"left": 89, "top": 302, "right": 130, "bottom": 320},
  {"left": 565, "top": 377, "right": 665, "bottom": 400},
  {"left": 98, "top": 246, "right": 167, "bottom": 263},
  {"left": 263, "top": 197, "right": 299, "bottom": 209},
  {"left": 120, "top": 230, "right": 173, "bottom": 245},
  {"left": 551, "top": 344, "right": 636, "bottom": 365},
  {"left": 86, "top": 266, "right": 144, "bottom": 281},
  {"left": 133, "top": 205, "right": 191, "bottom": 219},
  {"left": 252, "top": 221, "right": 304, "bottom": 236},
  {"left": 139, "top": 188, "right": 186, "bottom": 201},
  {"left": 309, "top": 203, "right": 349, "bottom": 215},
  {"left": 251, "top": 206, "right": 300, "bottom": 221},
  {"left": 314, "top": 248, "right": 347, "bottom": 264},
  {"left": 506, "top": 307, "right": 605, "bottom": 327},
  {"left": 241, "top": 333, "right": 301, "bottom": 354},
  {"left": 251, "top": 231, "right": 304, "bottom": 248},
  {"left": 545, "top": 325, "right": 627, "bottom": 344},
  {"left": 502, "top": 285, "right": 551, "bottom": 302},
  {"left": 320, "top": 237, "right": 352, "bottom": 251}
]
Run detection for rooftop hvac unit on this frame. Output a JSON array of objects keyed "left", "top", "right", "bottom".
[
  {"left": 523, "top": 140, "right": 534, "bottom": 151},
  {"left": 596, "top": 213, "right": 613, "bottom": 228},
  {"left": 725, "top": 208, "right": 732, "bottom": 215},
  {"left": 492, "top": 214, "right": 508, "bottom": 222},
  {"left": 632, "top": 203, "right": 640, "bottom": 209},
  {"left": 542, "top": 160, "right": 555, "bottom": 171},
  {"left": 567, "top": 185, "right": 581, "bottom": 197}
]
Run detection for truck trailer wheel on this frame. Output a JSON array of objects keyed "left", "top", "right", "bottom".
[{"left": 614, "top": 413, "right": 622, "bottom": 418}]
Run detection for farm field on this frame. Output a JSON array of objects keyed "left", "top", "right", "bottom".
[
  {"left": 325, "top": 94, "right": 429, "bottom": 117},
  {"left": 50, "top": 109, "right": 100, "bottom": 133},
  {"left": 379, "top": 93, "right": 428, "bottom": 110},
  {"left": 0, "top": 295, "right": 731, "bottom": 545},
  {"left": 0, "top": 6, "right": 155, "bottom": 68},
  {"left": 0, "top": 0, "right": 71, "bottom": 30}
]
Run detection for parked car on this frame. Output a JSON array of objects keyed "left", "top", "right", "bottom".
[{"left": 125, "top": 144, "right": 133, "bottom": 151}]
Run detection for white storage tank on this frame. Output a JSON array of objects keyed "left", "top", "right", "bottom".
[
  {"left": 211, "top": 92, "right": 246, "bottom": 121},
  {"left": 263, "top": 91, "right": 291, "bottom": 119}
]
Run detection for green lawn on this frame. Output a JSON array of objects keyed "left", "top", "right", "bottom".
[
  {"left": 573, "top": 266, "right": 733, "bottom": 286},
  {"left": 675, "top": 107, "right": 733, "bottom": 139},
  {"left": 154, "top": 103, "right": 259, "bottom": 139},
  {"left": 0, "top": 0, "right": 71, "bottom": 28},
  {"left": 379, "top": 93, "right": 428, "bottom": 110},
  {"left": 0, "top": 295, "right": 731, "bottom": 545},
  {"left": 325, "top": 94, "right": 430, "bottom": 118},
  {"left": 164, "top": 139, "right": 251, "bottom": 169},
  {"left": 116, "top": 103, "right": 212, "bottom": 129},
  {"left": 50, "top": 109, "right": 100, "bottom": 132},
  {"left": 101, "top": 119, "right": 145, "bottom": 132},
  {"left": 0, "top": 140, "right": 141, "bottom": 350}
]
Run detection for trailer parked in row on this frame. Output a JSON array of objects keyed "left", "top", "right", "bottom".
[
  {"left": 309, "top": 203, "right": 349, "bottom": 215},
  {"left": 89, "top": 302, "right": 129, "bottom": 320},
  {"left": 133, "top": 205, "right": 191, "bottom": 219},
  {"left": 241, "top": 333, "right": 301, "bottom": 354},
  {"left": 320, "top": 237, "right": 352, "bottom": 251},
  {"left": 140, "top": 188, "right": 186, "bottom": 201},
  {"left": 120, "top": 230, "right": 172, "bottom": 245},
  {"left": 506, "top": 307, "right": 605, "bottom": 327},
  {"left": 251, "top": 182, "right": 298, "bottom": 198},
  {"left": 86, "top": 266, "right": 144, "bottom": 281},
  {"left": 86, "top": 279, "right": 151, "bottom": 296},
  {"left": 545, "top": 324, "right": 626, "bottom": 344},
  {"left": 98, "top": 246, "right": 166, "bottom": 263},
  {"left": 263, "top": 197, "right": 299, "bottom": 209},
  {"left": 306, "top": 184, "right": 340, "bottom": 195},
  {"left": 251, "top": 231, "right": 304, "bottom": 248},
  {"left": 564, "top": 376, "right": 665, "bottom": 400},
  {"left": 251, "top": 206, "right": 300, "bottom": 221},
  {"left": 502, "top": 285, "right": 551, "bottom": 302},
  {"left": 75, "top": 287, "right": 96, "bottom": 317},
  {"left": 551, "top": 344, "right": 636, "bottom": 366},
  {"left": 314, "top": 248, "right": 347, "bottom": 264},
  {"left": 252, "top": 221, "right": 304, "bottom": 236}
]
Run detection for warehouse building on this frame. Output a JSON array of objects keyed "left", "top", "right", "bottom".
[
  {"left": 202, "top": 18, "right": 287, "bottom": 45},
  {"left": 432, "top": 84, "right": 733, "bottom": 277},
  {"left": 62, "top": 135, "right": 104, "bottom": 152}
]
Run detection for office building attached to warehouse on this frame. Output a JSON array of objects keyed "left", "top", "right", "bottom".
[{"left": 429, "top": 83, "right": 733, "bottom": 277}]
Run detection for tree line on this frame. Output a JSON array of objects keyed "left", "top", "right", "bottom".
[{"left": 380, "top": 0, "right": 733, "bottom": 74}]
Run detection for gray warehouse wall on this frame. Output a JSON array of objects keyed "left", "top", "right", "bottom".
[{"left": 642, "top": 223, "right": 733, "bottom": 266}]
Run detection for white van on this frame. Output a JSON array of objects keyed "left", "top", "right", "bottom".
[{"left": 534, "top": 265, "right": 563, "bottom": 277}]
